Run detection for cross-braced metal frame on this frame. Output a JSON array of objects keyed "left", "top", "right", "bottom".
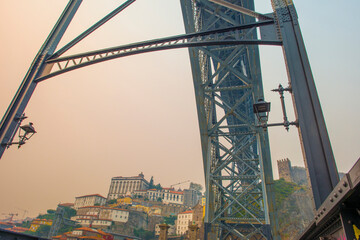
[
  {"left": 180, "top": 1, "right": 277, "bottom": 239},
  {"left": 0, "top": 0, "right": 340, "bottom": 240}
]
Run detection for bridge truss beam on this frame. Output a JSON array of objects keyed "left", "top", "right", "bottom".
[
  {"left": 37, "top": 20, "right": 279, "bottom": 82},
  {"left": 180, "top": 0, "right": 278, "bottom": 239}
]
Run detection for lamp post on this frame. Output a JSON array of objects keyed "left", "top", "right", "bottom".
[
  {"left": 253, "top": 95, "right": 297, "bottom": 130},
  {"left": 1, "top": 114, "right": 36, "bottom": 149},
  {"left": 253, "top": 99, "right": 271, "bottom": 126}
]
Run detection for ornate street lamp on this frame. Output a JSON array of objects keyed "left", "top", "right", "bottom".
[
  {"left": 1, "top": 114, "right": 36, "bottom": 149},
  {"left": 253, "top": 99, "right": 271, "bottom": 125},
  {"left": 17, "top": 122, "right": 37, "bottom": 148},
  {"left": 253, "top": 85, "right": 298, "bottom": 130}
]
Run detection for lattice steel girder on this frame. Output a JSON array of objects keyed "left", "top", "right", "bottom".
[
  {"left": 36, "top": 20, "right": 279, "bottom": 82},
  {"left": 180, "top": 0, "right": 278, "bottom": 239},
  {"left": 271, "top": 0, "right": 339, "bottom": 209}
]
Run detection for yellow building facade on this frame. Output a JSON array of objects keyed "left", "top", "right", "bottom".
[{"left": 29, "top": 219, "right": 53, "bottom": 232}]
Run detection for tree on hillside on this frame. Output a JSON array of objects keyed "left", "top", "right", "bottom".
[
  {"left": 19, "top": 220, "right": 32, "bottom": 228},
  {"left": 107, "top": 199, "right": 117, "bottom": 205},
  {"left": 47, "top": 209, "right": 56, "bottom": 214},
  {"left": 149, "top": 176, "right": 155, "bottom": 189},
  {"left": 62, "top": 206, "right": 77, "bottom": 219},
  {"left": 37, "top": 211, "right": 55, "bottom": 220},
  {"left": 155, "top": 183, "right": 162, "bottom": 190},
  {"left": 31, "top": 225, "right": 51, "bottom": 237},
  {"left": 58, "top": 224, "right": 82, "bottom": 235},
  {"left": 273, "top": 178, "right": 302, "bottom": 208},
  {"left": 134, "top": 228, "right": 154, "bottom": 240},
  {"left": 163, "top": 215, "right": 177, "bottom": 225}
]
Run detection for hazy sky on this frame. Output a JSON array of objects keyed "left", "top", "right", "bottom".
[{"left": 0, "top": 0, "right": 359, "bottom": 220}]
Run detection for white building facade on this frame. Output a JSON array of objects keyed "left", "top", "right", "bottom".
[
  {"left": 133, "top": 187, "right": 185, "bottom": 204},
  {"left": 74, "top": 194, "right": 106, "bottom": 210},
  {"left": 163, "top": 189, "right": 184, "bottom": 205},
  {"left": 147, "top": 189, "right": 163, "bottom": 201},
  {"left": 76, "top": 218, "right": 112, "bottom": 228},
  {"left": 107, "top": 173, "right": 149, "bottom": 200},
  {"left": 176, "top": 210, "right": 193, "bottom": 235},
  {"left": 72, "top": 206, "right": 129, "bottom": 226}
]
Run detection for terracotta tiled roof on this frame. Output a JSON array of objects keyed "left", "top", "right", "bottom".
[
  {"left": 104, "top": 207, "right": 129, "bottom": 211},
  {"left": 59, "top": 203, "right": 74, "bottom": 207},
  {"left": 52, "top": 236, "right": 67, "bottom": 240},
  {"left": 169, "top": 191, "right": 183, "bottom": 195},
  {"left": 76, "top": 227, "right": 98, "bottom": 233},
  {"left": 78, "top": 206, "right": 128, "bottom": 211},
  {"left": 179, "top": 210, "right": 193, "bottom": 214},
  {"left": 0, "top": 221, "right": 13, "bottom": 226},
  {"left": 77, "top": 218, "right": 112, "bottom": 222},
  {"left": 33, "top": 219, "right": 46, "bottom": 221},
  {"left": 78, "top": 236, "right": 103, "bottom": 240},
  {"left": 5, "top": 227, "right": 29, "bottom": 233},
  {"left": 97, "top": 229, "right": 111, "bottom": 236},
  {"left": 79, "top": 206, "right": 102, "bottom": 209},
  {"left": 76, "top": 194, "right": 106, "bottom": 199},
  {"left": 12, "top": 227, "right": 29, "bottom": 231},
  {"left": 75, "top": 214, "right": 98, "bottom": 217}
]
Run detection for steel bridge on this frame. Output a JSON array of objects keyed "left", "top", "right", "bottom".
[{"left": 0, "top": 0, "right": 358, "bottom": 239}]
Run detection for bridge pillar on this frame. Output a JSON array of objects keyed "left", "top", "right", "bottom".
[
  {"left": 271, "top": 0, "right": 339, "bottom": 209},
  {"left": 159, "top": 224, "right": 170, "bottom": 240}
]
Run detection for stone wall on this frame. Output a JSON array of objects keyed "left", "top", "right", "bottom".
[
  {"left": 110, "top": 210, "right": 147, "bottom": 235},
  {"left": 291, "top": 166, "right": 308, "bottom": 186}
]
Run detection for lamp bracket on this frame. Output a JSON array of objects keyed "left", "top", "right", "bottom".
[{"left": 1, "top": 114, "right": 36, "bottom": 149}]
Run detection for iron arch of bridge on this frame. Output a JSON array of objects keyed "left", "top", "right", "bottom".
[
  {"left": 0, "top": 1, "right": 340, "bottom": 240},
  {"left": 36, "top": 20, "right": 280, "bottom": 82}
]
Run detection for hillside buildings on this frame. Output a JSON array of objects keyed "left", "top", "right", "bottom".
[
  {"left": 176, "top": 210, "right": 193, "bottom": 235},
  {"left": 74, "top": 194, "right": 106, "bottom": 210},
  {"left": 52, "top": 227, "right": 114, "bottom": 240},
  {"left": 64, "top": 174, "right": 204, "bottom": 238},
  {"left": 107, "top": 173, "right": 201, "bottom": 207},
  {"left": 174, "top": 203, "right": 204, "bottom": 236},
  {"left": 146, "top": 188, "right": 185, "bottom": 205},
  {"left": 132, "top": 187, "right": 201, "bottom": 207},
  {"left": 72, "top": 206, "right": 129, "bottom": 228},
  {"left": 29, "top": 219, "right": 53, "bottom": 232}
]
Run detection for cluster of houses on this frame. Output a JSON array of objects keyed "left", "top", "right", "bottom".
[
  {"left": 107, "top": 173, "right": 201, "bottom": 207},
  {"left": 69, "top": 192, "right": 205, "bottom": 236},
  {"left": 69, "top": 173, "right": 204, "bottom": 238},
  {"left": 1, "top": 173, "right": 204, "bottom": 240}
]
